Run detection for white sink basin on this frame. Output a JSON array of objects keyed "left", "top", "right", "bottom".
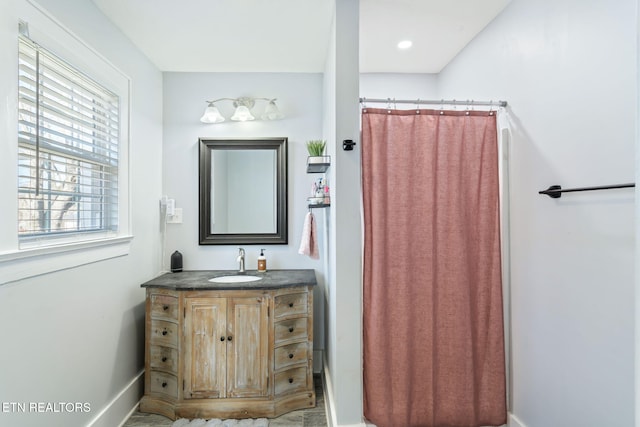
[{"left": 208, "top": 275, "right": 262, "bottom": 283}]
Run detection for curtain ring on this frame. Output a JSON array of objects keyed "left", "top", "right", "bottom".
[{"left": 415, "top": 98, "right": 421, "bottom": 114}]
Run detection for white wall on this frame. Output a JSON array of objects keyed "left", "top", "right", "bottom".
[
  {"left": 360, "top": 73, "right": 438, "bottom": 102},
  {"left": 0, "top": 1, "right": 163, "bottom": 426},
  {"left": 437, "top": 0, "right": 636, "bottom": 426},
  {"left": 162, "top": 72, "right": 325, "bottom": 355},
  {"left": 323, "top": 0, "right": 364, "bottom": 425}
]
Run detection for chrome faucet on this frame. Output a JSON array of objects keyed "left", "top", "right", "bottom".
[{"left": 237, "top": 247, "right": 246, "bottom": 274}]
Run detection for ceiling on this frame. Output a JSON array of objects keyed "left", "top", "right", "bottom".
[{"left": 91, "top": 0, "right": 511, "bottom": 74}]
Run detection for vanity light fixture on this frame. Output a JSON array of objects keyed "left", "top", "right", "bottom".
[{"left": 200, "top": 97, "right": 284, "bottom": 123}]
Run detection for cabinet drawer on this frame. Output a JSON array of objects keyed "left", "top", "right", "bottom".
[
  {"left": 275, "top": 342, "right": 308, "bottom": 371},
  {"left": 274, "top": 293, "right": 308, "bottom": 319},
  {"left": 150, "top": 345, "right": 178, "bottom": 373},
  {"left": 150, "top": 294, "right": 179, "bottom": 320},
  {"left": 149, "top": 320, "right": 178, "bottom": 347},
  {"left": 275, "top": 317, "right": 308, "bottom": 344},
  {"left": 149, "top": 371, "right": 178, "bottom": 398},
  {"left": 275, "top": 366, "right": 309, "bottom": 396}
]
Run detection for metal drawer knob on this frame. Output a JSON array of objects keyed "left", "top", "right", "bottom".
[
  {"left": 288, "top": 353, "right": 294, "bottom": 359},
  {"left": 162, "top": 330, "right": 168, "bottom": 336},
  {"left": 288, "top": 378, "right": 294, "bottom": 384},
  {"left": 161, "top": 382, "right": 167, "bottom": 388},
  {"left": 163, "top": 305, "right": 169, "bottom": 311},
  {"left": 289, "top": 327, "right": 294, "bottom": 333},
  {"left": 162, "top": 357, "right": 167, "bottom": 362},
  {"left": 289, "top": 303, "right": 294, "bottom": 308}
]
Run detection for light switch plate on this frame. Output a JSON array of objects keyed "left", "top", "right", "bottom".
[{"left": 166, "top": 208, "right": 183, "bottom": 224}]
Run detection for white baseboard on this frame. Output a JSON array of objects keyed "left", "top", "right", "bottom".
[
  {"left": 85, "top": 370, "right": 144, "bottom": 427},
  {"left": 508, "top": 413, "right": 527, "bottom": 427},
  {"left": 322, "top": 355, "right": 367, "bottom": 427},
  {"left": 322, "top": 360, "right": 337, "bottom": 427}
]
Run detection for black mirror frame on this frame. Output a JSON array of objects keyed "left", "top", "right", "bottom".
[{"left": 199, "top": 137, "right": 288, "bottom": 245}]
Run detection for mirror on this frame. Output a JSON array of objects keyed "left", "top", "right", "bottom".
[{"left": 199, "top": 137, "right": 288, "bottom": 245}]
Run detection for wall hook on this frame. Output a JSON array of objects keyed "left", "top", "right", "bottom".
[{"left": 343, "top": 140, "right": 356, "bottom": 151}]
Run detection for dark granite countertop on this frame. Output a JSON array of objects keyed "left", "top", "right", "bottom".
[{"left": 141, "top": 269, "right": 317, "bottom": 290}]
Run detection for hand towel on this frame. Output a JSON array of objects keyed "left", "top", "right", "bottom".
[{"left": 298, "top": 212, "right": 319, "bottom": 259}]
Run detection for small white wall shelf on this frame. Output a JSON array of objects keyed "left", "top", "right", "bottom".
[
  {"left": 308, "top": 202, "right": 330, "bottom": 209},
  {"left": 306, "top": 156, "right": 331, "bottom": 173}
]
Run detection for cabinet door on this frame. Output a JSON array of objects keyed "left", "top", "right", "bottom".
[
  {"left": 226, "top": 297, "right": 269, "bottom": 398},
  {"left": 184, "top": 297, "right": 227, "bottom": 399}
]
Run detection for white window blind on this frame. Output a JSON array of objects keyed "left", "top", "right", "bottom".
[{"left": 17, "top": 36, "right": 120, "bottom": 241}]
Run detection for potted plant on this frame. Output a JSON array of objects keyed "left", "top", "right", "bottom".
[
  {"left": 306, "top": 140, "right": 326, "bottom": 157},
  {"left": 306, "top": 140, "right": 330, "bottom": 172}
]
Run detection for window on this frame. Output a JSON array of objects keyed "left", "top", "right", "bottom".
[
  {"left": 17, "top": 36, "right": 120, "bottom": 244},
  {"left": 0, "top": 12, "right": 131, "bottom": 285}
]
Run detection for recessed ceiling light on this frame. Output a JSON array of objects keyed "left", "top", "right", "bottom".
[{"left": 397, "top": 40, "right": 413, "bottom": 50}]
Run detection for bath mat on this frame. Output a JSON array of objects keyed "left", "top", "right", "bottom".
[{"left": 171, "top": 418, "right": 268, "bottom": 427}]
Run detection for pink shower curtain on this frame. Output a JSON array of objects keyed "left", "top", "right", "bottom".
[{"left": 362, "top": 108, "right": 506, "bottom": 427}]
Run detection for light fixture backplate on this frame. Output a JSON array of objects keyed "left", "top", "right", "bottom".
[{"left": 233, "top": 97, "right": 256, "bottom": 109}]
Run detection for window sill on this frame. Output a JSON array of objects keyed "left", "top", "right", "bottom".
[{"left": 0, "top": 235, "right": 133, "bottom": 286}]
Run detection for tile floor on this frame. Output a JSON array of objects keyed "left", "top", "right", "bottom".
[{"left": 123, "top": 375, "right": 327, "bottom": 427}]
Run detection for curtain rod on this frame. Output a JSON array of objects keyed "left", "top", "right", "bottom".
[
  {"left": 360, "top": 97, "right": 507, "bottom": 108},
  {"left": 538, "top": 183, "right": 635, "bottom": 198}
]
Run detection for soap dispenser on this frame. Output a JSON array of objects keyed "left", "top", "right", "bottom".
[{"left": 257, "top": 249, "right": 267, "bottom": 273}]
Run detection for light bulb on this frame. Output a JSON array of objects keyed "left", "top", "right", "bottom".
[
  {"left": 261, "top": 100, "right": 284, "bottom": 120},
  {"left": 231, "top": 105, "right": 255, "bottom": 121},
  {"left": 200, "top": 103, "right": 225, "bottom": 123}
]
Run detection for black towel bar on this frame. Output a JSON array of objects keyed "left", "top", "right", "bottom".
[{"left": 538, "top": 183, "right": 635, "bottom": 198}]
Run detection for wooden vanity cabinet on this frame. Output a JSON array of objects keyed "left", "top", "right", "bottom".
[
  {"left": 146, "top": 290, "right": 180, "bottom": 402},
  {"left": 272, "top": 290, "right": 314, "bottom": 399},
  {"left": 140, "top": 278, "right": 315, "bottom": 420},
  {"left": 183, "top": 295, "right": 269, "bottom": 400}
]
